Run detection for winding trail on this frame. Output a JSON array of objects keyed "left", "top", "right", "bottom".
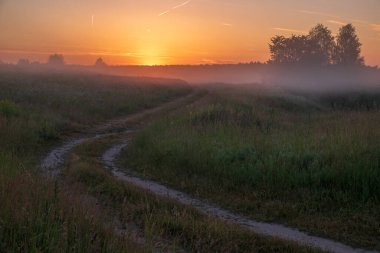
[
  {"left": 102, "top": 143, "right": 377, "bottom": 253},
  {"left": 41, "top": 92, "right": 378, "bottom": 253},
  {"left": 41, "top": 92, "right": 198, "bottom": 173}
]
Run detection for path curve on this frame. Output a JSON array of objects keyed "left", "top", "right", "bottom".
[
  {"left": 102, "top": 142, "right": 378, "bottom": 253},
  {"left": 41, "top": 92, "right": 198, "bottom": 175},
  {"left": 41, "top": 91, "right": 378, "bottom": 253}
]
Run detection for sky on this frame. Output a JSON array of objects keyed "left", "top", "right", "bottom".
[{"left": 0, "top": 0, "right": 379, "bottom": 66}]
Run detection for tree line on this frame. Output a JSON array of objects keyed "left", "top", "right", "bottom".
[
  {"left": 269, "top": 24, "right": 363, "bottom": 66},
  {"left": 5, "top": 23, "right": 366, "bottom": 67}
]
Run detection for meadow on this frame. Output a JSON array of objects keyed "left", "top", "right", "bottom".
[
  {"left": 1, "top": 67, "right": 379, "bottom": 252},
  {"left": 124, "top": 84, "right": 380, "bottom": 250},
  {"left": 61, "top": 135, "right": 323, "bottom": 253},
  {"left": 0, "top": 68, "right": 190, "bottom": 252}
]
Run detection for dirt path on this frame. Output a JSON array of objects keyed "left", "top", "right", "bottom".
[
  {"left": 41, "top": 92, "right": 378, "bottom": 253},
  {"left": 102, "top": 143, "right": 378, "bottom": 253},
  {"left": 41, "top": 92, "right": 199, "bottom": 174}
]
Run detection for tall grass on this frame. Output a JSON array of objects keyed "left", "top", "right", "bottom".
[
  {"left": 0, "top": 71, "right": 189, "bottom": 252},
  {"left": 62, "top": 137, "right": 323, "bottom": 253},
  {"left": 125, "top": 85, "right": 380, "bottom": 249}
]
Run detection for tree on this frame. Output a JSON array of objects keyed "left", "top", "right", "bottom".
[
  {"left": 17, "top": 59, "right": 30, "bottom": 66},
  {"left": 269, "top": 35, "right": 287, "bottom": 63},
  {"left": 308, "top": 24, "right": 335, "bottom": 65},
  {"left": 269, "top": 24, "right": 335, "bottom": 65},
  {"left": 269, "top": 35, "right": 310, "bottom": 64},
  {"left": 286, "top": 35, "right": 310, "bottom": 63},
  {"left": 48, "top": 54, "right": 65, "bottom": 66},
  {"left": 334, "top": 24, "right": 363, "bottom": 65},
  {"left": 95, "top": 57, "right": 107, "bottom": 68}
]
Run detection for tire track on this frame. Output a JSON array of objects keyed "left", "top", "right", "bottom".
[
  {"left": 102, "top": 142, "right": 378, "bottom": 253},
  {"left": 41, "top": 91, "right": 378, "bottom": 253}
]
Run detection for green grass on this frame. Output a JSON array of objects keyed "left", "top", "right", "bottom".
[
  {"left": 0, "top": 70, "right": 190, "bottom": 252},
  {"left": 62, "top": 136, "right": 325, "bottom": 253},
  {"left": 124, "top": 84, "right": 380, "bottom": 250}
]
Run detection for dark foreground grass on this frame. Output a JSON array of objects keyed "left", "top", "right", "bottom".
[
  {"left": 124, "top": 84, "right": 380, "bottom": 250},
  {"left": 63, "top": 136, "right": 325, "bottom": 253},
  {"left": 0, "top": 70, "right": 189, "bottom": 252},
  {"left": 0, "top": 168, "right": 144, "bottom": 252}
]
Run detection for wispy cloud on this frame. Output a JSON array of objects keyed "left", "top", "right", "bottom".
[
  {"left": 201, "top": 58, "right": 236, "bottom": 64},
  {"left": 298, "top": 10, "right": 367, "bottom": 25},
  {"left": 222, "top": 23, "right": 232, "bottom": 27},
  {"left": 298, "top": 9, "right": 380, "bottom": 36},
  {"left": 328, "top": 20, "right": 346, "bottom": 26},
  {"left": 158, "top": 0, "right": 192, "bottom": 17},
  {"left": 273, "top": 27, "right": 307, "bottom": 34},
  {"left": 351, "top": 19, "right": 369, "bottom": 25},
  {"left": 201, "top": 58, "right": 218, "bottom": 64},
  {"left": 298, "top": 9, "right": 338, "bottom": 19},
  {"left": 371, "top": 24, "right": 380, "bottom": 32},
  {"left": 0, "top": 48, "right": 133, "bottom": 57}
]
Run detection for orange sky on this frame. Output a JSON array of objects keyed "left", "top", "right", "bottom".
[{"left": 0, "top": 0, "right": 379, "bottom": 66}]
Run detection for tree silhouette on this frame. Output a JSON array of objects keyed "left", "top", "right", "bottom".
[
  {"left": 269, "top": 35, "right": 287, "bottom": 63},
  {"left": 95, "top": 57, "right": 107, "bottom": 67},
  {"left": 17, "top": 59, "right": 30, "bottom": 65},
  {"left": 48, "top": 54, "right": 65, "bottom": 66},
  {"left": 287, "top": 35, "right": 309, "bottom": 63},
  {"left": 269, "top": 24, "right": 363, "bottom": 66},
  {"left": 269, "top": 35, "right": 309, "bottom": 63},
  {"left": 308, "top": 24, "right": 335, "bottom": 65},
  {"left": 334, "top": 24, "right": 363, "bottom": 65}
]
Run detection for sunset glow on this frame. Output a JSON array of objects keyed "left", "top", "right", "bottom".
[{"left": 0, "top": 0, "right": 379, "bottom": 66}]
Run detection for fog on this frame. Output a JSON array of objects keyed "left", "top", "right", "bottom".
[{"left": 1, "top": 62, "right": 379, "bottom": 93}]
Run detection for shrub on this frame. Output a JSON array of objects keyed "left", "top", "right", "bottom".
[{"left": 0, "top": 100, "right": 20, "bottom": 119}]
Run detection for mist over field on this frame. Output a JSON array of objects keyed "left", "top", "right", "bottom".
[
  {"left": 1, "top": 1, "right": 380, "bottom": 252},
  {"left": 3, "top": 62, "right": 379, "bottom": 94},
  {"left": 3, "top": 22, "right": 379, "bottom": 92}
]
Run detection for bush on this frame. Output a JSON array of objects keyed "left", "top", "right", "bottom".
[{"left": 0, "top": 100, "right": 20, "bottom": 119}]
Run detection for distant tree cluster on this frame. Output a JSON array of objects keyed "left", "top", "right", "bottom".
[
  {"left": 269, "top": 24, "right": 364, "bottom": 66},
  {"left": 95, "top": 57, "right": 107, "bottom": 68},
  {"left": 17, "top": 59, "right": 30, "bottom": 65},
  {"left": 48, "top": 54, "right": 65, "bottom": 66}
]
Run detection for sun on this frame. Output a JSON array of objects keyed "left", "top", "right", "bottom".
[
  {"left": 139, "top": 46, "right": 166, "bottom": 66},
  {"left": 141, "top": 56, "right": 163, "bottom": 66}
]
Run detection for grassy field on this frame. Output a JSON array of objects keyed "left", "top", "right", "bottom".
[
  {"left": 0, "top": 69, "right": 190, "bottom": 252},
  {"left": 124, "top": 84, "right": 380, "bottom": 250},
  {"left": 61, "top": 132, "right": 324, "bottom": 253},
  {"left": 1, "top": 68, "right": 379, "bottom": 252}
]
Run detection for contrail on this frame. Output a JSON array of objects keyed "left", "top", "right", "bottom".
[
  {"left": 172, "top": 0, "right": 191, "bottom": 9},
  {"left": 158, "top": 10, "right": 170, "bottom": 17},
  {"left": 91, "top": 14, "right": 94, "bottom": 28},
  {"left": 158, "top": 0, "right": 192, "bottom": 17}
]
